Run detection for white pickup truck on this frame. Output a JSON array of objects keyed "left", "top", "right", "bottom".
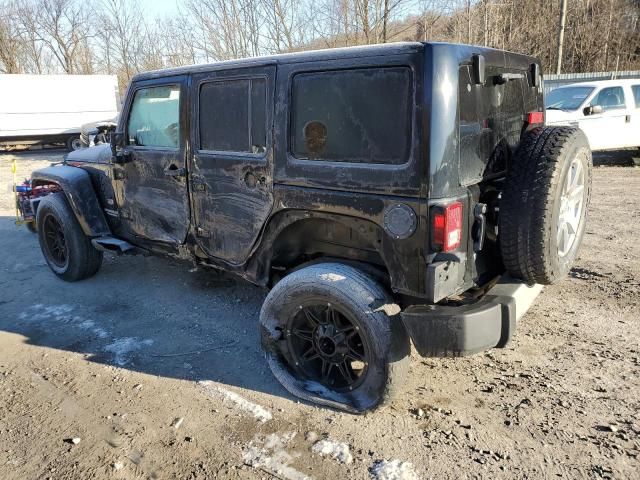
[
  {"left": 0, "top": 74, "right": 119, "bottom": 151},
  {"left": 545, "top": 79, "right": 640, "bottom": 151}
]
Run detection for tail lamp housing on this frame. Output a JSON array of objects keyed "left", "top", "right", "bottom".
[
  {"left": 527, "top": 111, "right": 544, "bottom": 125},
  {"left": 431, "top": 201, "right": 463, "bottom": 252}
]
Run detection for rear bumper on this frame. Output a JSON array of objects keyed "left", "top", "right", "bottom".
[{"left": 400, "top": 276, "right": 542, "bottom": 357}]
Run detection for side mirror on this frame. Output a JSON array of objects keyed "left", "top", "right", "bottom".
[
  {"left": 110, "top": 131, "right": 124, "bottom": 154},
  {"left": 109, "top": 132, "right": 130, "bottom": 164},
  {"left": 584, "top": 105, "right": 604, "bottom": 116}
]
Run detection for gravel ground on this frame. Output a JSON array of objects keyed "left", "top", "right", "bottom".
[{"left": 0, "top": 149, "right": 639, "bottom": 480}]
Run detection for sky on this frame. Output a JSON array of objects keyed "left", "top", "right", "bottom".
[{"left": 138, "top": 0, "right": 180, "bottom": 19}]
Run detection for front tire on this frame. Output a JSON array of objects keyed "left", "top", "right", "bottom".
[
  {"left": 36, "top": 192, "right": 103, "bottom": 281},
  {"left": 260, "top": 263, "right": 410, "bottom": 413}
]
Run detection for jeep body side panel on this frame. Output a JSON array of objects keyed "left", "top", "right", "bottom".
[
  {"left": 31, "top": 165, "right": 111, "bottom": 237},
  {"left": 265, "top": 47, "right": 426, "bottom": 296},
  {"left": 248, "top": 186, "right": 428, "bottom": 297},
  {"left": 189, "top": 64, "right": 277, "bottom": 265}
]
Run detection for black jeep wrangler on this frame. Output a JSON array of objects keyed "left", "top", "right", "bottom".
[{"left": 28, "top": 42, "right": 591, "bottom": 412}]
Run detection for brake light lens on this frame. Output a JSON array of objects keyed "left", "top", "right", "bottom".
[
  {"left": 432, "top": 202, "right": 463, "bottom": 252},
  {"left": 527, "top": 111, "right": 544, "bottom": 125}
]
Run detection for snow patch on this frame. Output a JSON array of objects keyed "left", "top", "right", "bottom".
[
  {"left": 244, "top": 432, "right": 309, "bottom": 480},
  {"left": 311, "top": 439, "right": 353, "bottom": 464},
  {"left": 19, "top": 304, "right": 74, "bottom": 322},
  {"left": 104, "top": 337, "right": 154, "bottom": 366},
  {"left": 77, "top": 319, "right": 109, "bottom": 339},
  {"left": 370, "top": 459, "right": 419, "bottom": 480},
  {"left": 372, "top": 303, "right": 401, "bottom": 316},
  {"left": 198, "top": 381, "right": 272, "bottom": 422},
  {"left": 319, "top": 273, "right": 345, "bottom": 282}
]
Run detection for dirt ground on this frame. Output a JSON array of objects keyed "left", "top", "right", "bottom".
[{"left": 0, "top": 149, "right": 638, "bottom": 480}]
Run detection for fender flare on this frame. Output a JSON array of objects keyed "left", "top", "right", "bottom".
[{"left": 31, "top": 165, "right": 111, "bottom": 237}]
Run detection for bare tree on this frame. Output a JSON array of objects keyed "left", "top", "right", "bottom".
[
  {"left": 0, "top": 2, "right": 23, "bottom": 73},
  {"left": 0, "top": 0, "right": 638, "bottom": 84},
  {"left": 16, "top": 0, "right": 93, "bottom": 74}
]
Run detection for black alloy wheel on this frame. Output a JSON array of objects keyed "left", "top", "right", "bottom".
[
  {"left": 42, "top": 213, "right": 68, "bottom": 268},
  {"left": 287, "top": 303, "right": 369, "bottom": 391}
]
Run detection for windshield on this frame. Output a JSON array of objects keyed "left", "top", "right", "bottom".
[{"left": 545, "top": 86, "right": 594, "bottom": 110}]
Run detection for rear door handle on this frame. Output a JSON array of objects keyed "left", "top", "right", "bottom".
[{"left": 164, "top": 165, "right": 186, "bottom": 177}]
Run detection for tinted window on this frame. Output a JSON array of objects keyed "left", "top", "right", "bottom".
[
  {"left": 199, "top": 78, "right": 266, "bottom": 154},
  {"left": 546, "top": 86, "right": 593, "bottom": 110},
  {"left": 632, "top": 85, "right": 640, "bottom": 108},
  {"left": 592, "top": 86, "right": 626, "bottom": 110},
  {"left": 127, "top": 85, "right": 180, "bottom": 148},
  {"left": 291, "top": 67, "right": 412, "bottom": 164}
]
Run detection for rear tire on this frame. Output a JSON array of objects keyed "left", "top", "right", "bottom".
[
  {"left": 260, "top": 263, "right": 410, "bottom": 413},
  {"left": 36, "top": 192, "right": 103, "bottom": 281},
  {"left": 500, "top": 127, "right": 592, "bottom": 284}
]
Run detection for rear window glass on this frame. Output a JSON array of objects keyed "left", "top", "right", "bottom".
[
  {"left": 199, "top": 78, "right": 266, "bottom": 154},
  {"left": 290, "top": 67, "right": 412, "bottom": 164},
  {"left": 632, "top": 85, "right": 640, "bottom": 108}
]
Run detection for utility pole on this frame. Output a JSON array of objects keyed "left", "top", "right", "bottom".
[{"left": 556, "top": 0, "right": 568, "bottom": 74}]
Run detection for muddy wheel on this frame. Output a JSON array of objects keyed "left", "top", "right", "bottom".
[
  {"left": 500, "top": 126, "right": 592, "bottom": 284},
  {"left": 260, "top": 263, "right": 410, "bottom": 413},
  {"left": 36, "top": 192, "right": 103, "bottom": 281}
]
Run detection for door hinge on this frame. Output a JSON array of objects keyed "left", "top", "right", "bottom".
[
  {"left": 191, "top": 177, "right": 207, "bottom": 192},
  {"left": 195, "top": 226, "right": 209, "bottom": 237}
]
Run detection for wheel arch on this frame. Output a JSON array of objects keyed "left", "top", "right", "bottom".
[
  {"left": 31, "top": 166, "right": 111, "bottom": 238},
  {"left": 247, "top": 210, "right": 399, "bottom": 289}
]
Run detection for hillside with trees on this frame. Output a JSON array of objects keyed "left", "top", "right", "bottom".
[{"left": 1, "top": 0, "right": 638, "bottom": 93}]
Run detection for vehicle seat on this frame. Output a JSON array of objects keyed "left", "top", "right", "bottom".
[{"left": 600, "top": 90, "right": 623, "bottom": 108}]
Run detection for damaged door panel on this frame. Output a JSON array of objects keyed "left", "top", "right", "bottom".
[
  {"left": 189, "top": 65, "right": 275, "bottom": 264},
  {"left": 113, "top": 77, "right": 190, "bottom": 246}
]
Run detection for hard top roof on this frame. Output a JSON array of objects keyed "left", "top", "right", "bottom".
[{"left": 133, "top": 42, "right": 424, "bottom": 82}]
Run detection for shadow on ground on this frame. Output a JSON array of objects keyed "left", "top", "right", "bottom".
[
  {"left": 0, "top": 215, "right": 292, "bottom": 402},
  {"left": 592, "top": 149, "right": 639, "bottom": 167}
]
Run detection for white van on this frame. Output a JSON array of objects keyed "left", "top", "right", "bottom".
[
  {"left": 545, "top": 79, "right": 640, "bottom": 151},
  {"left": 0, "top": 74, "right": 119, "bottom": 151}
]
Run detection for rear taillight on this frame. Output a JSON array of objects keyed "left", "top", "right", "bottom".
[
  {"left": 527, "top": 111, "right": 544, "bottom": 125},
  {"left": 432, "top": 202, "right": 463, "bottom": 252}
]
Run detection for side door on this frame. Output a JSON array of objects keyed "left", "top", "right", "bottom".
[
  {"left": 625, "top": 84, "right": 640, "bottom": 148},
  {"left": 113, "top": 77, "right": 190, "bottom": 245},
  {"left": 189, "top": 65, "right": 275, "bottom": 264},
  {"left": 579, "top": 85, "right": 629, "bottom": 150}
]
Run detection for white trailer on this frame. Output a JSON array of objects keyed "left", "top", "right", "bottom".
[{"left": 0, "top": 74, "right": 119, "bottom": 151}]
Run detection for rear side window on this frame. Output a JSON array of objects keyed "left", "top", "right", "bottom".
[
  {"left": 199, "top": 78, "right": 266, "bottom": 154},
  {"left": 632, "top": 85, "right": 640, "bottom": 108},
  {"left": 591, "top": 86, "right": 626, "bottom": 110},
  {"left": 127, "top": 85, "right": 180, "bottom": 148},
  {"left": 290, "top": 67, "right": 412, "bottom": 164}
]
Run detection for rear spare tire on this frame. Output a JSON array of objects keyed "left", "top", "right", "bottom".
[
  {"left": 260, "top": 263, "right": 410, "bottom": 413},
  {"left": 500, "top": 126, "right": 592, "bottom": 285},
  {"left": 36, "top": 192, "right": 103, "bottom": 281}
]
